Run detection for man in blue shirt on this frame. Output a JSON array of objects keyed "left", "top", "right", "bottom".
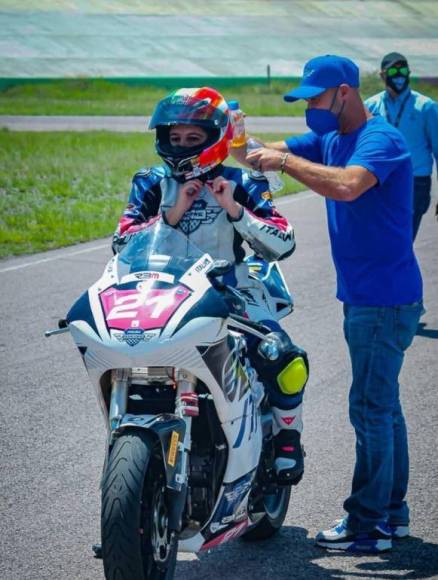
[
  {"left": 242, "top": 55, "right": 423, "bottom": 553},
  {"left": 365, "top": 52, "right": 438, "bottom": 240}
]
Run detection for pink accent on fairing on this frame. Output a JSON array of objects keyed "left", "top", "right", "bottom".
[
  {"left": 245, "top": 207, "right": 289, "bottom": 232},
  {"left": 118, "top": 214, "right": 161, "bottom": 236},
  {"left": 200, "top": 520, "right": 249, "bottom": 551},
  {"left": 282, "top": 416, "right": 295, "bottom": 425},
  {"left": 100, "top": 284, "right": 191, "bottom": 331},
  {"left": 281, "top": 446, "right": 296, "bottom": 452}
]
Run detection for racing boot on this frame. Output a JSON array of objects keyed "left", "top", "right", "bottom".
[{"left": 272, "top": 403, "right": 304, "bottom": 485}]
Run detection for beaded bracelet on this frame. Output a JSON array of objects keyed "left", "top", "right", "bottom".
[{"left": 280, "top": 153, "right": 289, "bottom": 174}]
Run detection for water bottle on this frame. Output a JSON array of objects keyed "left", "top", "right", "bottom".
[
  {"left": 228, "top": 100, "right": 247, "bottom": 148},
  {"left": 246, "top": 137, "right": 284, "bottom": 194}
]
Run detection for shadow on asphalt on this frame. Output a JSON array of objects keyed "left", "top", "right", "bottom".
[
  {"left": 352, "top": 536, "right": 438, "bottom": 579},
  {"left": 175, "top": 528, "right": 438, "bottom": 580},
  {"left": 416, "top": 322, "right": 438, "bottom": 339},
  {"left": 176, "top": 526, "right": 326, "bottom": 579}
]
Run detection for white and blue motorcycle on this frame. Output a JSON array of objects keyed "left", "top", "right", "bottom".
[{"left": 47, "top": 220, "right": 295, "bottom": 580}]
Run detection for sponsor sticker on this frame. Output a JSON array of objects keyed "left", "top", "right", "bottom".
[
  {"left": 261, "top": 190, "right": 272, "bottom": 201},
  {"left": 195, "top": 256, "right": 212, "bottom": 273},
  {"left": 120, "top": 271, "right": 175, "bottom": 284},
  {"left": 167, "top": 431, "right": 179, "bottom": 467},
  {"left": 113, "top": 328, "right": 154, "bottom": 347}
]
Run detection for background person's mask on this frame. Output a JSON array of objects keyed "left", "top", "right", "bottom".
[
  {"left": 386, "top": 75, "right": 410, "bottom": 94},
  {"left": 384, "top": 63, "right": 410, "bottom": 95}
]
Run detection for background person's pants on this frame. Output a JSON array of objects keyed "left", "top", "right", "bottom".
[
  {"left": 413, "top": 176, "right": 432, "bottom": 240},
  {"left": 342, "top": 302, "right": 423, "bottom": 533}
]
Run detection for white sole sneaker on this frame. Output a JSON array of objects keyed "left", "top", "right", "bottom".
[
  {"left": 316, "top": 519, "right": 392, "bottom": 553},
  {"left": 316, "top": 537, "right": 392, "bottom": 553}
]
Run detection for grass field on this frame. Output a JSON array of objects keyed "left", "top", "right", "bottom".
[
  {"left": 0, "top": 79, "right": 306, "bottom": 116},
  {"left": 1, "top": 76, "right": 436, "bottom": 117},
  {"left": 0, "top": 130, "right": 303, "bottom": 258}
]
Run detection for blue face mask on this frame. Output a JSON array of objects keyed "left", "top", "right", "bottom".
[
  {"left": 305, "top": 89, "right": 344, "bottom": 136},
  {"left": 387, "top": 75, "right": 409, "bottom": 95}
]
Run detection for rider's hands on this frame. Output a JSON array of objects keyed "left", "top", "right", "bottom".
[
  {"left": 165, "top": 179, "right": 203, "bottom": 226},
  {"left": 207, "top": 176, "right": 242, "bottom": 220}
]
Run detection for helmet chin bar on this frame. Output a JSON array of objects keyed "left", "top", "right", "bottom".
[
  {"left": 155, "top": 124, "right": 224, "bottom": 182},
  {"left": 163, "top": 155, "right": 222, "bottom": 183}
]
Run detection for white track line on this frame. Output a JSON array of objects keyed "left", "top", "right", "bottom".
[
  {"left": 0, "top": 243, "right": 109, "bottom": 273},
  {"left": 0, "top": 191, "right": 318, "bottom": 274},
  {"left": 275, "top": 191, "right": 317, "bottom": 206}
]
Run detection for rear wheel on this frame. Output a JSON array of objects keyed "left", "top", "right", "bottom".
[
  {"left": 243, "top": 484, "right": 291, "bottom": 541},
  {"left": 101, "top": 429, "right": 177, "bottom": 580}
]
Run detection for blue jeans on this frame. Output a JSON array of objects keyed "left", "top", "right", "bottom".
[
  {"left": 342, "top": 302, "right": 423, "bottom": 532},
  {"left": 412, "top": 176, "right": 432, "bottom": 240}
]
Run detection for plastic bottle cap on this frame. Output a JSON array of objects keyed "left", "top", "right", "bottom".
[{"left": 228, "top": 100, "right": 240, "bottom": 110}]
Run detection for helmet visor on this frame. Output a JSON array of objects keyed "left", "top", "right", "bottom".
[{"left": 149, "top": 94, "right": 228, "bottom": 130}]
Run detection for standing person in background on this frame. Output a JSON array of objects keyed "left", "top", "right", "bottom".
[
  {"left": 236, "top": 54, "right": 423, "bottom": 553},
  {"left": 365, "top": 52, "right": 438, "bottom": 240}
]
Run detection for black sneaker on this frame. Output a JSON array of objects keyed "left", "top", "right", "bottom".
[
  {"left": 316, "top": 518, "right": 392, "bottom": 553},
  {"left": 273, "top": 429, "right": 304, "bottom": 485}
]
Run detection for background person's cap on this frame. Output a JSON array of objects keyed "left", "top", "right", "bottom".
[
  {"left": 283, "top": 55, "right": 360, "bottom": 102},
  {"left": 381, "top": 52, "right": 408, "bottom": 70}
]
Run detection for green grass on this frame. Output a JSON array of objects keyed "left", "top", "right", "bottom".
[
  {"left": 0, "top": 130, "right": 303, "bottom": 258},
  {"left": 2, "top": 76, "right": 435, "bottom": 117},
  {"left": 0, "top": 79, "right": 305, "bottom": 116}
]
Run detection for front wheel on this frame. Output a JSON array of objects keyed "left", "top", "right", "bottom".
[
  {"left": 101, "top": 429, "right": 177, "bottom": 580},
  {"left": 242, "top": 484, "right": 291, "bottom": 541}
]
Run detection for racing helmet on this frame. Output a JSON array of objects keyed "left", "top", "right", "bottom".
[{"left": 149, "top": 87, "right": 233, "bottom": 181}]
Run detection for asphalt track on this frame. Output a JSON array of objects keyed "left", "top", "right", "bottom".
[{"left": 1, "top": 189, "right": 437, "bottom": 580}]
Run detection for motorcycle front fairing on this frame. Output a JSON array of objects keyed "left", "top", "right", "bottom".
[{"left": 67, "top": 221, "right": 263, "bottom": 485}]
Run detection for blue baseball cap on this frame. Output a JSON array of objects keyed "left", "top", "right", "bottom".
[{"left": 284, "top": 55, "right": 360, "bottom": 102}]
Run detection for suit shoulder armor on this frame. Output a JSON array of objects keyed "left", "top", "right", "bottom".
[{"left": 133, "top": 166, "right": 167, "bottom": 188}]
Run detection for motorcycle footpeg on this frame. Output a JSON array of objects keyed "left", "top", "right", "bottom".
[
  {"left": 92, "top": 543, "right": 102, "bottom": 559},
  {"left": 276, "top": 469, "right": 304, "bottom": 487}
]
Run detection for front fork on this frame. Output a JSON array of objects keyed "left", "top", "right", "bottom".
[
  {"left": 106, "top": 368, "right": 198, "bottom": 532},
  {"left": 174, "top": 369, "right": 198, "bottom": 476},
  {"left": 168, "top": 369, "right": 198, "bottom": 531},
  {"left": 108, "top": 368, "right": 129, "bottom": 432}
]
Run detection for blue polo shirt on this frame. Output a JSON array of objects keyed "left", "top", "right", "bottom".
[{"left": 286, "top": 116, "right": 422, "bottom": 306}]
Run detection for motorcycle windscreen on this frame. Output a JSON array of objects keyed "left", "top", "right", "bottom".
[{"left": 101, "top": 221, "right": 203, "bottom": 331}]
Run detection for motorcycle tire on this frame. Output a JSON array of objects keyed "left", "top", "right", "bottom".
[
  {"left": 242, "top": 484, "right": 291, "bottom": 541},
  {"left": 101, "top": 428, "right": 178, "bottom": 580}
]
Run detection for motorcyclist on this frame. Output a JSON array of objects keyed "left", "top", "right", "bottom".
[{"left": 112, "top": 87, "right": 308, "bottom": 484}]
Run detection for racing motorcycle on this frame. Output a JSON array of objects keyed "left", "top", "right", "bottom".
[{"left": 46, "top": 220, "right": 296, "bottom": 580}]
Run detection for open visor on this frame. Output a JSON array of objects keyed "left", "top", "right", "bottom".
[{"left": 149, "top": 94, "right": 228, "bottom": 130}]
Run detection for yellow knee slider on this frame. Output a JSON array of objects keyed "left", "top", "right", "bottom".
[{"left": 277, "top": 356, "right": 308, "bottom": 395}]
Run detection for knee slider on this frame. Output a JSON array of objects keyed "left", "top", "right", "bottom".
[
  {"left": 277, "top": 353, "right": 308, "bottom": 395},
  {"left": 257, "top": 331, "right": 309, "bottom": 396}
]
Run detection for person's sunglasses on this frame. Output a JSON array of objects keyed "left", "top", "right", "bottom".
[{"left": 386, "top": 66, "right": 409, "bottom": 77}]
